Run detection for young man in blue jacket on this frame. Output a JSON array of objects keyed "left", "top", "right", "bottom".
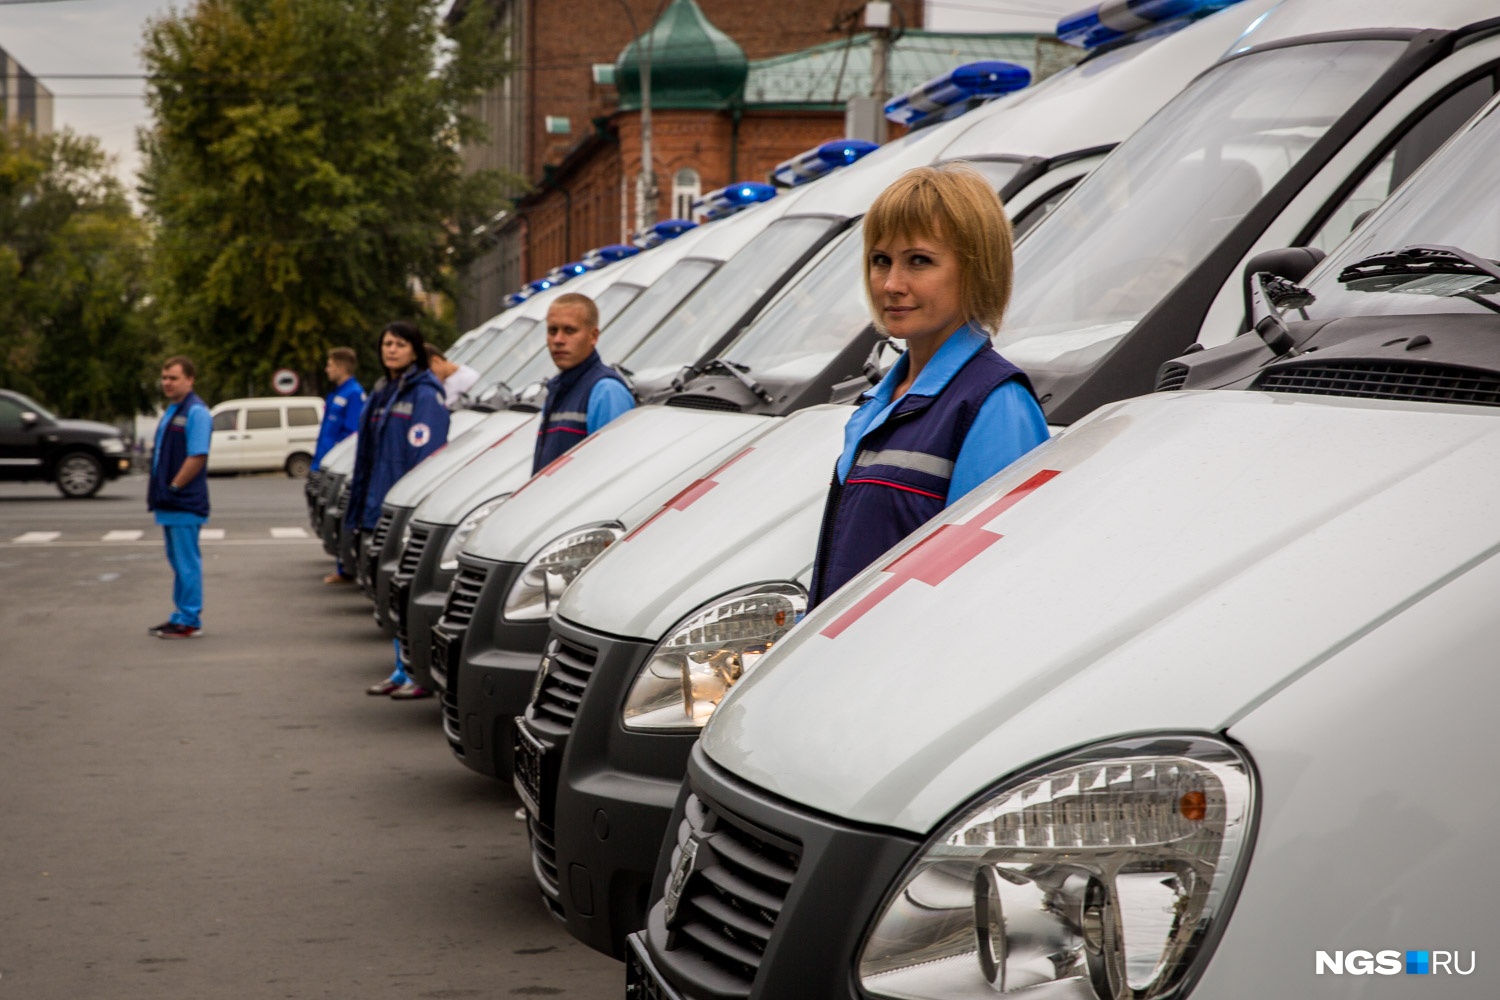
[
  {"left": 147, "top": 356, "right": 213, "bottom": 639},
  {"left": 314, "top": 346, "right": 365, "bottom": 583},
  {"left": 531, "top": 293, "right": 635, "bottom": 475}
]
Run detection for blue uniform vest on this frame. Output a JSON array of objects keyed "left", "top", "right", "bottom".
[
  {"left": 809, "top": 350, "right": 1032, "bottom": 607},
  {"left": 532, "top": 350, "right": 630, "bottom": 474},
  {"left": 148, "top": 391, "right": 211, "bottom": 518},
  {"left": 345, "top": 367, "right": 449, "bottom": 530}
]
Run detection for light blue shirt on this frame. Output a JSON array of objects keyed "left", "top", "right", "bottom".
[
  {"left": 152, "top": 400, "right": 212, "bottom": 526},
  {"left": 836, "top": 326, "right": 1049, "bottom": 505},
  {"left": 586, "top": 378, "right": 636, "bottom": 433}
]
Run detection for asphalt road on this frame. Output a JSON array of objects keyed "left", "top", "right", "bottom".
[{"left": 0, "top": 473, "right": 622, "bottom": 998}]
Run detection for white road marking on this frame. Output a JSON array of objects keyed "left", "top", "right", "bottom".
[
  {"left": 103, "top": 530, "right": 143, "bottom": 541},
  {"left": 200, "top": 528, "right": 226, "bottom": 541},
  {"left": 269, "top": 527, "right": 308, "bottom": 539},
  {"left": 13, "top": 532, "right": 60, "bottom": 544}
]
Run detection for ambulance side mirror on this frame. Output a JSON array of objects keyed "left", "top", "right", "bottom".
[{"left": 1240, "top": 247, "right": 1325, "bottom": 333}]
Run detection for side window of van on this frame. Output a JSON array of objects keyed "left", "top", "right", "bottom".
[
  {"left": 246, "top": 409, "right": 282, "bottom": 430},
  {"left": 287, "top": 406, "right": 319, "bottom": 427},
  {"left": 1308, "top": 72, "right": 1498, "bottom": 251},
  {"left": 212, "top": 410, "right": 239, "bottom": 432}
]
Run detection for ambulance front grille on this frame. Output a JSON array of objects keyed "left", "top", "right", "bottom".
[{"left": 1253, "top": 360, "right": 1500, "bottom": 407}]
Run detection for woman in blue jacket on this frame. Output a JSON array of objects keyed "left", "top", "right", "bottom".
[
  {"left": 345, "top": 321, "right": 450, "bottom": 698},
  {"left": 809, "top": 164, "right": 1050, "bottom": 608}
]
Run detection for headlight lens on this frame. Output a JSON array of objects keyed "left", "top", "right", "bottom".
[
  {"left": 439, "top": 495, "right": 509, "bottom": 572},
  {"left": 100, "top": 437, "right": 126, "bottom": 454},
  {"left": 503, "top": 522, "right": 623, "bottom": 621},
  {"left": 858, "top": 735, "right": 1255, "bottom": 1000},
  {"left": 621, "top": 582, "right": 806, "bottom": 731}
]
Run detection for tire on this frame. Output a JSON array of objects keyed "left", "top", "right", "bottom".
[
  {"left": 285, "top": 452, "right": 313, "bottom": 478},
  {"left": 54, "top": 451, "right": 104, "bottom": 498}
]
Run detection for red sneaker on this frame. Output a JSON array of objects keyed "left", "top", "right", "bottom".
[{"left": 157, "top": 624, "right": 203, "bottom": 639}]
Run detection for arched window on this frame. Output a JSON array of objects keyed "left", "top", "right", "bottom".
[{"left": 672, "top": 168, "right": 701, "bottom": 220}]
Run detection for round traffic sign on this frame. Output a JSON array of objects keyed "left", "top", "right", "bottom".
[{"left": 272, "top": 369, "right": 300, "bottom": 395}]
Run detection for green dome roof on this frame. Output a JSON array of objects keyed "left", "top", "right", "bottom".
[{"left": 616, "top": 0, "right": 748, "bottom": 110}]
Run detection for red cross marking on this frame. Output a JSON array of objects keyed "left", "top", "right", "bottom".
[
  {"left": 625, "top": 447, "right": 755, "bottom": 542},
  {"left": 820, "top": 468, "right": 1061, "bottom": 639},
  {"left": 510, "top": 431, "right": 600, "bottom": 499}
]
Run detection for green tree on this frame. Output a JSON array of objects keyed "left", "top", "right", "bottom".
[
  {"left": 140, "top": 0, "right": 511, "bottom": 401},
  {"left": 0, "top": 127, "right": 157, "bottom": 422}
]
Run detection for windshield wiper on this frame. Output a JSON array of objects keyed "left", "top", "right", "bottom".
[
  {"left": 672, "top": 358, "right": 774, "bottom": 404},
  {"left": 1338, "top": 244, "right": 1500, "bottom": 316}
]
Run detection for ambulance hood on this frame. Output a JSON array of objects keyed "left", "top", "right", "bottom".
[
  {"left": 461, "top": 405, "right": 774, "bottom": 565},
  {"left": 703, "top": 390, "right": 1500, "bottom": 834},
  {"left": 318, "top": 432, "right": 359, "bottom": 476},
  {"left": 382, "top": 408, "right": 529, "bottom": 508},
  {"left": 557, "top": 405, "right": 851, "bottom": 640},
  {"left": 410, "top": 413, "right": 539, "bottom": 526}
]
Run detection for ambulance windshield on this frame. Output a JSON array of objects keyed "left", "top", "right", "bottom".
[
  {"left": 723, "top": 224, "right": 869, "bottom": 381},
  {"left": 1306, "top": 97, "right": 1500, "bottom": 320},
  {"left": 993, "top": 38, "right": 1404, "bottom": 391}
]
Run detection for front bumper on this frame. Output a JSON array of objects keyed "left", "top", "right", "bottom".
[
  {"left": 633, "top": 745, "right": 919, "bottom": 1000},
  {"left": 434, "top": 556, "right": 548, "bottom": 780},
  {"left": 319, "top": 474, "right": 347, "bottom": 557},
  {"left": 364, "top": 505, "right": 411, "bottom": 635},
  {"left": 518, "top": 616, "right": 693, "bottom": 958},
  {"left": 388, "top": 521, "right": 454, "bottom": 692}
]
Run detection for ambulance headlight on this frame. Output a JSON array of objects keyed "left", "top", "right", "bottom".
[
  {"left": 621, "top": 582, "right": 806, "bottom": 730},
  {"left": 439, "top": 495, "right": 510, "bottom": 572},
  {"left": 503, "top": 522, "right": 623, "bottom": 621},
  {"left": 858, "top": 735, "right": 1255, "bottom": 1000}
]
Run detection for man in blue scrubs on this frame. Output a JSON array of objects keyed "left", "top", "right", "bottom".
[
  {"left": 147, "top": 356, "right": 213, "bottom": 639},
  {"left": 314, "top": 346, "right": 365, "bottom": 583}
]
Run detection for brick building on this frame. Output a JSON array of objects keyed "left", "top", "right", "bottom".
[{"left": 452, "top": 0, "right": 1042, "bottom": 329}]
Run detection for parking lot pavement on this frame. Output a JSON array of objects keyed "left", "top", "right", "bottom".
[{"left": 0, "top": 475, "right": 622, "bottom": 999}]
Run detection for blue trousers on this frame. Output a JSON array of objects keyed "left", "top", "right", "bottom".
[{"left": 163, "top": 524, "right": 203, "bottom": 627}]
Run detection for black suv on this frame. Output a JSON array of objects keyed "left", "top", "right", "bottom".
[{"left": 0, "top": 389, "right": 132, "bottom": 497}]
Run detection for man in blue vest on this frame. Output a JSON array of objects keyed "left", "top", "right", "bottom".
[
  {"left": 314, "top": 346, "right": 366, "bottom": 583},
  {"left": 147, "top": 356, "right": 213, "bottom": 639},
  {"left": 531, "top": 292, "right": 635, "bottom": 475}
]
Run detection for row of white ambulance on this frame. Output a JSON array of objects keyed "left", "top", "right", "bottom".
[{"left": 307, "top": 0, "right": 1500, "bottom": 994}]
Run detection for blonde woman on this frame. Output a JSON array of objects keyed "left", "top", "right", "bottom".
[{"left": 809, "top": 164, "right": 1049, "bottom": 607}]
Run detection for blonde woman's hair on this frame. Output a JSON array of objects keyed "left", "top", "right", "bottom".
[{"left": 863, "top": 162, "right": 1014, "bottom": 336}]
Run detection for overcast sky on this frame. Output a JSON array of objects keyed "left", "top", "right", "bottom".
[{"left": 0, "top": 0, "right": 1080, "bottom": 193}]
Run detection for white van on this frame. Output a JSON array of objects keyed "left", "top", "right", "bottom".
[
  {"left": 625, "top": 64, "right": 1500, "bottom": 1000},
  {"left": 209, "top": 396, "right": 323, "bottom": 477}
]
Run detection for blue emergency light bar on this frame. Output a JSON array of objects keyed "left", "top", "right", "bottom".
[
  {"left": 525, "top": 278, "right": 555, "bottom": 295},
  {"left": 546, "top": 261, "right": 592, "bottom": 284},
  {"left": 695, "top": 181, "right": 777, "bottom": 222},
  {"left": 503, "top": 290, "right": 532, "bottom": 309},
  {"left": 771, "top": 138, "right": 880, "bottom": 188},
  {"left": 634, "top": 218, "right": 699, "bottom": 249},
  {"left": 884, "top": 61, "right": 1031, "bottom": 128},
  {"left": 583, "top": 243, "right": 640, "bottom": 267},
  {"left": 1057, "top": 0, "right": 1242, "bottom": 50}
]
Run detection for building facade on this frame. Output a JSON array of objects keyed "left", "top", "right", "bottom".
[{"left": 0, "top": 46, "right": 54, "bottom": 135}]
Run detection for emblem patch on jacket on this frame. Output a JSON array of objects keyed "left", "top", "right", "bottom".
[{"left": 408, "top": 423, "right": 431, "bottom": 448}]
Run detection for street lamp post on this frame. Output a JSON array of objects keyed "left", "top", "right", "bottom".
[{"left": 617, "top": 0, "right": 672, "bottom": 232}]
